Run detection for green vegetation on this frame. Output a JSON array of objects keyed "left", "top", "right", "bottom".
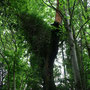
[{"left": 0, "top": 0, "right": 90, "bottom": 90}]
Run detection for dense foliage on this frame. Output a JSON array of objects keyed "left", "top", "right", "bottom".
[{"left": 0, "top": 0, "right": 90, "bottom": 90}]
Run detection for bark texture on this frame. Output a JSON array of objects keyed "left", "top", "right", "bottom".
[
  {"left": 65, "top": 25, "right": 83, "bottom": 90},
  {"left": 13, "top": 60, "right": 16, "bottom": 90},
  {"left": 43, "top": 22, "right": 59, "bottom": 90}
]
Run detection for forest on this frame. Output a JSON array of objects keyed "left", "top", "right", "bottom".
[{"left": 0, "top": 0, "right": 90, "bottom": 90}]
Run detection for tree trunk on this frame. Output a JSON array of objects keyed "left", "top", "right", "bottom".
[
  {"left": 13, "top": 60, "right": 16, "bottom": 90},
  {"left": 61, "top": 42, "right": 67, "bottom": 88},
  {"left": 72, "top": 26, "right": 86, "bottom": 90},
  {"left": 80, "top": 32, "right": 86, "bottom": 90},
  {"left": 8, "top": 65, "right": 10, "bottom": 90},
  {"left": 83, "top": 30, "right": 90, "bottom": 57},
  {"left": 43, "top": 56, "right": 56, "bottom": 90},
  {"left": 43, "top": 22, "right": 59, "bottom": 90},
  {"left": 66, "top": 26, "right": 83, "bottom": 90}
]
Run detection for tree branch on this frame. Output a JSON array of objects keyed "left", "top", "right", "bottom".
[
  {"left": 42, "top": 0, "right": 64, "bottom": 19},
  {"left": 76, "top": 19, "right": 90, "bottom": 38},
  {"left": 0, "top": 50, "right": 8, "bottom": 65},
  {"left": 70, "top": 0, "right": 76, "bottom": 26}
]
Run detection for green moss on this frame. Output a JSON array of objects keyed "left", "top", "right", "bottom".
[{"left": 19, "top": 13, "right": 51, "bottom": 56}]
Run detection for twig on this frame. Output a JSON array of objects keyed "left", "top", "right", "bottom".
[{"left": 76, "top": 19, "right": 90, "bottom": 38}]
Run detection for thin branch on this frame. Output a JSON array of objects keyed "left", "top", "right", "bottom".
[
  {"left": 67, "top": 0, "right": 71, "bottom": 14},
  {"left": 0, "top": 51, "right": 8, "bottom": 65},
  {"left": 42, "top": 0, "right": 64, "bottom": 19},
  {"left": 76, "top": 19, "right": 90, "bottom": 38},
  {"left": 70, "top": 0, "right": 76, "bottom": 26},
  {"left": 9, "top": 25, "right": 17, "bottom": 53},
  {"left": 0, "top": 35, "right": 6, "bottom": 51}
]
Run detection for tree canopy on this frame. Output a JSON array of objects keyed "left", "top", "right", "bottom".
[{"left": 0, "top": 0, "right": 90, "bottom": 90}]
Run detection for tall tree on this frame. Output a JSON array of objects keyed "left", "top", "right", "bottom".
[{"left": 42, "top": 0, "right": 85, "bottom": 89}]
